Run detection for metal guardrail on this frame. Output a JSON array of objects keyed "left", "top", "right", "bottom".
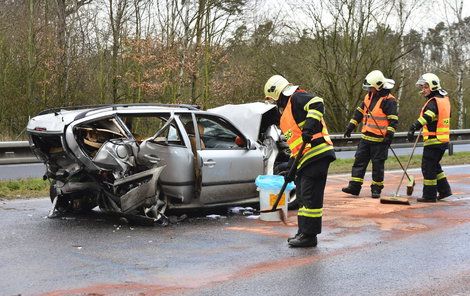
[
  {"left": 1, "top": 129, "right": 470, "bottom": 165},
  {"left": 0, "top": 141, "right": 40, "bottom": 165},
  {"left": 331, "top": 129, "right": 470, "bottom": 154}
]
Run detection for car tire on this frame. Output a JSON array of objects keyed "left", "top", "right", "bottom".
[
  {"left": 50, "top": 183, "right": 97, "bottom": 213},
  {"left": 49, "top": 183, "right": 72, "bottom": 213}
]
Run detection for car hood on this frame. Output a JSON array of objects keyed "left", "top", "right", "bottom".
[{"left": 208, "top": 102, "right": 280, "bottom": 141}]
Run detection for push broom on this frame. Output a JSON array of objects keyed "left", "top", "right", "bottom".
[
  {"left": 363, "top": 105, "right": 416, "bottom": 202},
  {"left": 380, "top": 129, "right": 421, "bottom": 205}
]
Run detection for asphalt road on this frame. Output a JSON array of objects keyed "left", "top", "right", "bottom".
[{"left": 1, "top": 165, "right": 470, "bottom": 296}]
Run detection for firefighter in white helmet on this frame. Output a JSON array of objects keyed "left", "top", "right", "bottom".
[
  {"left": 407, "top": 73, "right": 452, "bottom": 202},
  {"left": 264, "top": 75, "right": 336, "bottom": 248},
  {"left": 342, "top": 70, "right": 398, "bottom": 198}
]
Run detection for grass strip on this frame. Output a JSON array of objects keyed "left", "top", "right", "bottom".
[{"left": 0, "top": 178, "right": 50, "bottom": 200}]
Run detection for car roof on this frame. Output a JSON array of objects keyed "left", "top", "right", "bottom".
[
  {"left": 29, "top": 103, "right": 233, "bottom": 132},
  {"left": 38, "top": 103, "right": 202, "bottom": 116}
]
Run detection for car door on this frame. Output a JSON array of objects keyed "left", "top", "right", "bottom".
[
  {"left": 124, "top": 113, "right": 195, "bottom": 203},
  {"left": 195, "top": 115, "right": 264, "bottom": 204}
]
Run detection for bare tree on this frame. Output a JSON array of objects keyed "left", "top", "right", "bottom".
[
  {"left": 55, "top": 0, "right": 93, "bottom": 105},
  {"left": 443, "top": 0, "right": 469, "bottom": 129},
  {"left": 107, "top": 0, "right": 131, "bottom": 103},
  {"left": 290, "top": 0, "right": 397, "bottom": 131},
  {"left": 393, "top": 0, "right": 425, "bottom": 112}
]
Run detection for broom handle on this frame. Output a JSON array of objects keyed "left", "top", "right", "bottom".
[
  {"left": 394, "top": 129, "right": 422, "bottom": 197},
  {"left": 363, "top": 103, "right": 413, "bottom": 182},
  {"left": 271, "top": 141, "right": 307, "bottom": 211}
]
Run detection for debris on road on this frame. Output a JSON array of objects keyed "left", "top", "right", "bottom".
[{"left": 206, "top": 214, "right": 227, "bottom": 220}]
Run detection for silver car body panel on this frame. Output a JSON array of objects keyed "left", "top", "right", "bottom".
[
  {"left": 27, "top": 103, "right": 284, "bottom": 212},
  {"left": 198, "top": 148, "right": 263, "bottom": 204}
]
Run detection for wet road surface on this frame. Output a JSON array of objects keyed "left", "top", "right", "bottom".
[{"left": 0, "top": 165, "right": 469, "bottom": 296}]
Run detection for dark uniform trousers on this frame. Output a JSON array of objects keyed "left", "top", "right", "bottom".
[
  {"left": 422, "top": 145, "right": 452, "bottom": 198},
  {"left": 350, "top": 140, "right": 388, "bottom": 190},
  {"left": 296, "top": 157, "right": 331, "bottom": 235}
]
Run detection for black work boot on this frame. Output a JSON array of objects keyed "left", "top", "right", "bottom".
[
  {"left": 419, "top": 185, "right": 437, "bottom": 203},
  {"left": 287, "top": 232, "right": 301, "bottom": 243},
  {"left": 417, "top": 197, "right": 437, "bottom": 203},
  {"left": 370, "top": 184, "right": 382, "bottom": 199},
  {"left": 288, "top": 233, "right": 318, "bottom": 248},
  {"left": 437, "top": 191, "right": 452, "bottom": 200},
  {"left": 342, "top": 181, "right": 361, "bottom": 196},
  {"left": 437, "top": 178, "right": 452, "bottom": 200}
]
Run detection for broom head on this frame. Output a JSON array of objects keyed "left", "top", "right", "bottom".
[{"left": 380, "top": 195, "right": 411, "bottom": 205}]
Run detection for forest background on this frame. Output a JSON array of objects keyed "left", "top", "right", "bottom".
[{"left": 0, "top": 0, "right": 469, "bottom": 140}]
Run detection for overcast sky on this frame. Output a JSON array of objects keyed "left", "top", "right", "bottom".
[{"left": 253, "top": 0, "right": 470, "bottom": 34}]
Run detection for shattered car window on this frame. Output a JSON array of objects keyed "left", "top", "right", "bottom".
[
  {"left": 75, "top": 117, "right": 127, "bottom": 157},
  {"left": 119, "top": 114, "right": 183, "bottom": 146},
  {"left": 196, "top": 116, "right": 244, "bottom": 149}
]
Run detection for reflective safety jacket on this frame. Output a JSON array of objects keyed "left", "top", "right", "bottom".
[
  {"left": 419, "top": 96, "right": 451, "bottom": 146},
  {"left": 280, "top": 92, "right": 334, "bottom": 169},
  {"left": 361, "top": 93, "right": 396, "bottom": 141},
  {"left": 349, "top": 90, "right": 398, "bottom": 143}
]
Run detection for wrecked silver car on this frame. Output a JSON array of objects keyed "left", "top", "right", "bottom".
[{"left": 26, "top": 103, "right": 290, "bottom": 224}]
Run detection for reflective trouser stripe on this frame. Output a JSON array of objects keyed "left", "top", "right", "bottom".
[
  {"left": 298, "top": 207, "right": 323, "bottom": 218},
  {"left": 371, "top": 180, "right": 384, "bottom": 186},
  {"left": 437, "top": 172, "right": 446, "bottom": 180},
  {"left": 424, "top": 179, "right": 437, "bottom": 186},
  {"left": 351, "top": 177, "right": 364, "bottom": 183},
  {"left": 362, "top": 134, "right": 384, "bottom": 142}
]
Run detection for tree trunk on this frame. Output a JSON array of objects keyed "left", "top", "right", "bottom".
[{"left": 456, "top": 62, "right": 464, "bottom": 129}]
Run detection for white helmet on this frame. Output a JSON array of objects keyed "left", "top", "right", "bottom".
[
  {"left": 362, "top": 70, "right": 395, "bottom": 91},
  {"left": 416, "top": 73, "right": 441, "bottom": 91},
  {"left": 264, "top": 75, "right": 298, "bottom": 101}
]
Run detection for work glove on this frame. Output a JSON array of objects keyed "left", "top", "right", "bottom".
[
  {"left": 302, "top": 130, "right": 313, "bottom": 144},
  {"left": 383, "top": 131, "right": 394, "bottom": 145},
  {"left": 407, "top": 129, "right": 415, "bottom": 143},
  {"left": 343, "top": 122, "right": 355, "bottom": 138},
  {"left": 407, "top": 122, "right": 419, "bottom": 142}
]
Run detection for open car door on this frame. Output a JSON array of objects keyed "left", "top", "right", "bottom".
[{"left": 195, "top": 115, "right": 264, "bottom": 204}]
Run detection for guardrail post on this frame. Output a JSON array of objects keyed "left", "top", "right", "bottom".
[{"left": 448, "top": 142, "right": 453, "bottom": 155}]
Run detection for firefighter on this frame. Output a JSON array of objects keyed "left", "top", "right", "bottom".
[
  {"left": 342, "top": 70, "right": 398, "bottom": 198},
  {"left": 407, "top": 73, "right": 452, "bottom": 202},
  {"left": 264, "top": 75, "right": 336, "bottom": 248}
]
